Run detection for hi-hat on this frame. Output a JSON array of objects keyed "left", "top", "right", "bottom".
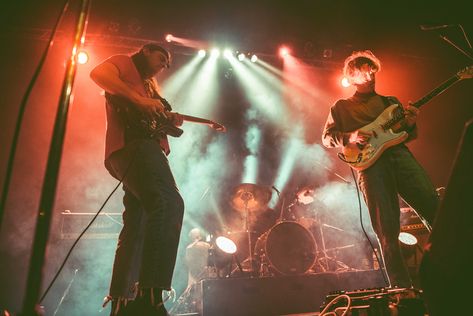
[
  {"left": 296, "top": 186, "right": 316, "bottom": 205},
  {"left": 231, "top": 183, "right": 272, "bottom": 212}
]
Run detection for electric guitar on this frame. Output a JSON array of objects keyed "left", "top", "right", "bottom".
[
  {"left": 338, "top": 65, "right": 473, "bottom": 171},
  {"left": 107, "top": 94, "right": 226, "bottom": 138}
]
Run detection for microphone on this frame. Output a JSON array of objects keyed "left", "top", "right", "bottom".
[{"left": 420, "top": 24, "right": 453, "bottom": 31}]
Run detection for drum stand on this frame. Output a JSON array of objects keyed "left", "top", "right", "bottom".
[
  {"left": 241, "top": 192, "right": 256, "bottom": 276},
  {"left": 314, "top": 217, "right": 354, "bottom": 272}
]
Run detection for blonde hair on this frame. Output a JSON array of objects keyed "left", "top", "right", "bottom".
[{"left": 343, "top": 50, "right": 381, "bottom": 83}]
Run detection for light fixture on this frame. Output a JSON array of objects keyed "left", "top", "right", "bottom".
[
  {"left": 198, "top": 49, "right": 206, "bottom": 57},
  {"left": 77, "top": 51, "right": 89, "bottom": 64},
  {"left": 215, "top": 236, "right": 237, "bottom": 254},
  {"left": 398, "top": 232, "right": 418, "bottom": 246}
]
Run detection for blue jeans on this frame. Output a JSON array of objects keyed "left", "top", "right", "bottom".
[
  {"left": 105, "top": 139, "right": 184, "bottom": 297},
  {"left": 358, "top": 145, "right": 438, "bottom": 287}
]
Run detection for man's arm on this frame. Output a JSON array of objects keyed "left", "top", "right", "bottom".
[
  {"left": 90, "top": 60, "right": 165, "bottom": 116},
  {"left": 322, "top": 106, "right": 350, "bottom": 148}
]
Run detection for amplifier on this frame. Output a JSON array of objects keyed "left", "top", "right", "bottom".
[
  {"left": 60, "top": 211, "right": 122, "bottom": 239},
  {"left": 400, "top": 207, "right": 429, "bottom": 233}
]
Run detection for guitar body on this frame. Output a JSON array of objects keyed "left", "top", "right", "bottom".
[
  {"left": 340, "top": 104, "right": 409, "bottom": 171},
  {"left": 107, "top": 94, "right": 184, "bottom": 138}
]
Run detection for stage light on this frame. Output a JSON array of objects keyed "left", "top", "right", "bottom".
[
  {"left": 165, "top": 34, "right": 173, "bottom": 42},
  {"left": 77, "top": 50, "right": 89, "bottom": 64},
  {"left": 250, "top": 54, "right": 258, "bottom": 62},
  {"left": 211, "top": 48, "right": 220, "bottom": 58},
  {"left": 399, "top": 232, "right": 418, "bottom": 246},
  {"left": 223, "top": 49, "right": 233, "bottom": 59},
  {"left": 279, "top": 46, "right": 290, "bottom": 57},
  {"left": 237, "top": 53, "right": 246, "bottom": 61},
  {"left": 198, "top": 49, "right": 206, "bottom": 57},
  {"left": 341, "top": 77, "right": 351, "bottom": 87},
  {"left": 216, "top": 236, "right": 237, "bottom": 254}
]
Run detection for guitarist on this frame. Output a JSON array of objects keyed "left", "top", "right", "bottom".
[
  {"left": 322, "top": 50, "right": 439, "bottom": 288},
  {"left": 90, "top": 43, "right": 184, "bottom": 316}
]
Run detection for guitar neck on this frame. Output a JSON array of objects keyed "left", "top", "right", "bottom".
[
  {"left": 181, "top": 114, "right": 213, "bottom": 125},
  {"left": 411, "top": 74, "right": 461, "bottom": 109}
]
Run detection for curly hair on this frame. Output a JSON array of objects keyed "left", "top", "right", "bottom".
[{"left": 343, "top": 50, "right": 381, "bottom": 83}]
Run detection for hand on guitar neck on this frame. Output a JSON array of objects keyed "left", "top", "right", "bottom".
[{"left": 404, "top": 103, "right": 419, "bottom": 128}]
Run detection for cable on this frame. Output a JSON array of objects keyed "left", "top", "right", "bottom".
[
  {"left": 39, "top": 179, "right": 122, "bottom": 304},
  {"left": 320, "top": 294, "right": 351, "bottom": 316},
  {"left": 349, "top": 167, "right": 390, "bottom": 286},
  {"left": 39, "top": 146, "right": 139, "bottom": 304},
  {"left": 0, "top": 0, "right": 71, "bottom": 228}
]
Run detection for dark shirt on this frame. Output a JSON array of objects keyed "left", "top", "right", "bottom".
[
  {"left": 322, "top": 92, "right": 417, "bottom": 148},
  {"left": 103, "top": 54, "right": 169, "bottom": 160}
]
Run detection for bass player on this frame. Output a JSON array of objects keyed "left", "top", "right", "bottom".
[{"left": 322, "top": 50, "right": 438, "bottom": 288}]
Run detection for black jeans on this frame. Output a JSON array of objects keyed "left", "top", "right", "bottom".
[
  {"left": 358, "top": 145, "right": 438, "bottom": 287},
  {"left": 105, "top": 139, "right": 184, "bottom": 298}
]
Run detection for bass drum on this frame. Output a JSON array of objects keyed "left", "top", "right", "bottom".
[{"left": 255, "top": 221, "right": 316, "bottom": 275}]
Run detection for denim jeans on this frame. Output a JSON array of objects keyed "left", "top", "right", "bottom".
[
  {"left": 358, "top": 144, "right": 438, "bottom": 287},
  {"left": 105, "top": 139, "right": 184, "bottom": 297}
]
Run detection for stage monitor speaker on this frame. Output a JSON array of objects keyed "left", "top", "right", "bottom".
[{"left": 420, "top": 119, "right": 473, "bottom": 316}]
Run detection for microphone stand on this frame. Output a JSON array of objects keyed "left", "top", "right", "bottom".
[
  {"left": 20, "top": 0, "right": 91, "bottom": 315},
  {"left": 437, "top": 24, "right": 473, "bottom": 61},
  {"left": 439, "top": 34, "right": 473, "bottom": 61}
]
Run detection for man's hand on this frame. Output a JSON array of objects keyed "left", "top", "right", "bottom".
[
  {"left": 404, "top": 103, "right": 419, "bottom": 127},
  {"left": 349, "top": 130, "right": 372, "bottom": 145},
  {"left": 135, "top": 97, "right": 166, "bottom": 118}
]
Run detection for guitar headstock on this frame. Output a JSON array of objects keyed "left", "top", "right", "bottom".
[
  {"left": 210, "top": 121, "right": 226, "bottom": 132},
  {"left": 457, "top": 65, "right": 473, "bottom": 79}
]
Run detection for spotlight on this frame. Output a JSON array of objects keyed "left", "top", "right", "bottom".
[
  {"left": 250, "top": 54, "right": 258, "bottom": 63},
  {"left": 198, "top": 49, "right": 206, "bottom": 57},
  {"left": 341, "top": 77, "right": 351, "bottom": 88},
  {"left": 223, "top": 49, "right": 233, "bottom": 59},
  {"left": 165, "top": 34, "right": 173, "bottom": 42},
  {"left": 398, "top": 232, "right": 418, "bottom": 246},
  {"left": 215, "top": 236, "right": 237, "bottom": 254},
  {"left": 237, "top": 53, "right": 246, "bottom": 61},
  {"left": 211, "top": 48, "right": 220, "bottom": 58},
  {"left": 279, "top": 46, "right": 290, "bottom": 57},
  {"left": 77, "top": 50, "right": 89, "bottom": 64}
]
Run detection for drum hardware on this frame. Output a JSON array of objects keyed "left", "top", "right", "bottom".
[
  {"left": 305, "top": 213, "right": 355, "bottom": 273},
  {"left": 230, "top": 183, "right": 272, "bottom": 275}
]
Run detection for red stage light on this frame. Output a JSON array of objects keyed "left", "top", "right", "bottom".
[
  {"left": 77, "top": 51, "right": 89, "bottom": 64},
  {"left": 279, "top": 46, "right": 290, "bottom": 57},
  {"left": 341, "top": 77, "right": 351, "bottom": 88},
  {"left": 165, "top": 34, "right": 173, "bottom": 42}
]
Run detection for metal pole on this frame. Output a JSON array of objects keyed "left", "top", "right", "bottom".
[{"left": 20, "top": 0, "right": 91, "bottom": 314}]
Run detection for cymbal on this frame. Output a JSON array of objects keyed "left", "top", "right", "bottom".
[
  {"left": 231, "top": 183, "right": 272, "bottom": 212},
  {"left": 296, "top": 186, "right": 316, "bottom": 205}
]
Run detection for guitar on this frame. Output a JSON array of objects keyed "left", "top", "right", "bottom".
[
  {"left": 338, "top": 65, "right": 473, "bottom": 171},
  {"left": 107, "top": 94, "right": 226, "bottom": 138}
]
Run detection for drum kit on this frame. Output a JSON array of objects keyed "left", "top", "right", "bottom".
[{"left": 213, "top": 183, "right": 356, "bottom": 278}]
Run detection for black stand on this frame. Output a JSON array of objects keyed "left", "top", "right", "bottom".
[{"left": 19, "top": 1, "right": 91, "bottom": 315}]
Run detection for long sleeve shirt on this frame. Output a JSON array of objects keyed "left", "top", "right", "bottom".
[{"left": 322, "top": 91, "right": 417, "bottom": 148}]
